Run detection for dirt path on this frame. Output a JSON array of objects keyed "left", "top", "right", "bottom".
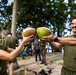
[{"left": 14, "top": 52, "right": 63, "bottom": 75}]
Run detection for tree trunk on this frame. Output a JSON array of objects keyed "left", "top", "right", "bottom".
[{"left": 11, "top": 0, "right": 18, "bottom": 37}]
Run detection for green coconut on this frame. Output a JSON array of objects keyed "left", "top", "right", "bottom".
[
  {"left": 36, "top": 27, "right": 51, "bottom": 38},
  {"left": 22, "top": 27, "right": 36, "bottom": 37}
]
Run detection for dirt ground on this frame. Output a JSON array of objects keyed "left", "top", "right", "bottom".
[{"left": 14, "top": 52, "right": 63, "bottom": 75}]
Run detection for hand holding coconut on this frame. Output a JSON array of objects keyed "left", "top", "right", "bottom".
[
  {"left": 36, "top": 27, "right": 52, "bottom": 39},
  {"left": 22, "top": 27, "right": 36, "bottom": 43},
  {"left": 36, "top": 27, "right": 55, "bottom": 43},
  {"left": 22, "top": 35, "right": 35, "bottom": 44},
  {"left": 41, "top": 34, "right": 56, "bottom": 43},
  {"left": 22, "top": 27, "right": 54, "bottom": 43}
]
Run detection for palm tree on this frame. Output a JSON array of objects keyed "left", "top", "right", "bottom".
[{"left": 11, "top": 0, "right": 18, "bottom": 37}]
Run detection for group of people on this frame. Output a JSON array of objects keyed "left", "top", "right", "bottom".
[
  {"left": 5, "top": 33, "right": 19, "bottom": 75},
  {"left": 0, "top": 16, "right": 76, "bottom": 75}
]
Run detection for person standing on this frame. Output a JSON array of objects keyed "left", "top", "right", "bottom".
[
  {"left": 4, "top": 32, "right": 19, "bottom": 75},
  {"left": 40, "top": 41, "right": 47, "bottom": 65},
  {"left": 41, "top": 16, "right": 76, "bottom": 75},
  {"left": 34, "top": 38, "right": 42, "bottom": 61},
  {"left": 0, "top": 33, "right": 34, "bottom": 75}
]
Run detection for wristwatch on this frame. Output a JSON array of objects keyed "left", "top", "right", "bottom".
[{"left": 53, "top": 37, "right": 58, "bottom": 42}]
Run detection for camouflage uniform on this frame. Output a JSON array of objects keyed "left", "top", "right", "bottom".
[{"left": 4, "top": 36, "right": 19, "bottom": 69}]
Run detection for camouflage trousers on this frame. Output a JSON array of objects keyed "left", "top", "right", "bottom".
[{"left": 61, "top": 67, "right": 76, "bottom": 75}]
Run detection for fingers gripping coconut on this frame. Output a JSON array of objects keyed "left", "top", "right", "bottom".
[
  {"left": 22, "top": 27, "right": 36, "bottom": 44},
  {"left": 36, "top": 27, "right": 52, "bottom": 46},
  {"left": 22, "top": 27, "right": 52, "bottom": 43}
]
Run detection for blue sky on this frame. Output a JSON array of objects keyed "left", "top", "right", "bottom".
[{"left": 8, "top": 0, "right": 13, "bottom": 5}]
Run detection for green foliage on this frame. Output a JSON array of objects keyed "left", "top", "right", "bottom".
[
  {"left": 17, "top": 0, "right": 70, "bottom": 36},
  {"left": 0, "top": 0, "right": 12, "bottom": 31},
  {"left": 1, "top": 0, "right": 8, "bottom": 4},
  {"left": 0, "top": 0, "right": 76, "bottom": 36}
]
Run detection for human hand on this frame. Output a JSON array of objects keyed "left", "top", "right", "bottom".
[
  {"left": 22, "top": 35, "right": 35, "bottom": 44},
  {"left": 41, "top": 33, "right": 55, "bottom": 42}
]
